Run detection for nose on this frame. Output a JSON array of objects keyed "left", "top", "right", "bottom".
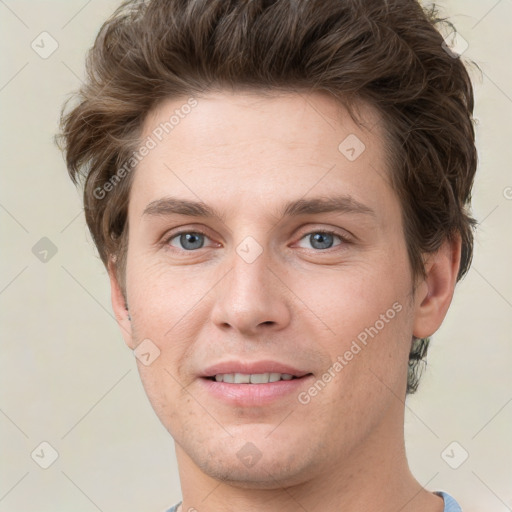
[{"left": 209, "top": 242, "right": 292, "bottom": 336}]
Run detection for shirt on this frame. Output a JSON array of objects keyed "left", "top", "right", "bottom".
[{"left": 164, "top": 490, "right": 462, "bottom": 511}]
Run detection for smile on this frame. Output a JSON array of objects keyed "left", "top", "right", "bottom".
[
  {"left": 208, "top": 372, "right": 298, "bottom": 384},
  {"left": 200, "top": 372, "right": 313, "bottom": 406}
]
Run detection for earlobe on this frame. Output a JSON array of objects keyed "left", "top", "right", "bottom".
[
  {"left": 412, "top": 235, "right": 462, "bottom": 339},
  {"left": 108, "top": 258, "right": 135, "bottom": 350}
]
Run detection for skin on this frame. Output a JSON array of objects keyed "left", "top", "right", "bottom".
[{"left": 108, "top": 90, "right": 460, "bottom": 512}]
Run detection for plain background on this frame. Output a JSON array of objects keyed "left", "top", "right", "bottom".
[{"left": 1, "top": 1, "right": 511, "bottom": 511}]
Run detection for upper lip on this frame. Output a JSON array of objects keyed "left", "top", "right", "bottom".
[{"left": 201, "top": 360, "right": 311, "bottom": 378}]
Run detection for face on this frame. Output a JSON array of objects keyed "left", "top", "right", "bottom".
[{"left": 113, "top": 90, "right": 430, "bottom": 488}]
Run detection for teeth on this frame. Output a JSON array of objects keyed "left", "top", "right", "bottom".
[
  {"left": 250, "top": 373, "right": 269, "bottom": 384},
  {"left": 235, "top": 373, "right": 251, "bottom": 384},
  {"left": 213, "top": 373, "right": 296, "bottom": 384}
]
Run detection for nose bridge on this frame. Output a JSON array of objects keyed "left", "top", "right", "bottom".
[
  {"left": 232, "top": 236, "right": 270, "bottom": 297},
  {"left": 210, "top": 234, "right": 291, "bottom": 334}
]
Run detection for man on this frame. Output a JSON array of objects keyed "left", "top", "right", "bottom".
[{"left": 58, "top": 0, "right": 477, "bottom": 510}]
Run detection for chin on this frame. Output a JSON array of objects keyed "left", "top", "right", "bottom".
[{"left": 187, "top": 431, "right": 317, "bottom": 489}]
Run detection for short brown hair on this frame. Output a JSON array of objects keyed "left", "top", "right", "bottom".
[{"left": 57, "top": 0, "right": 478, "bottom": 394}]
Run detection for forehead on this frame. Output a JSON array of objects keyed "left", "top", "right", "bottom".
[
  {"left": 129, "top": 90, "right": 395, "bottom": 222},
  {"left": 142, "top": 89, "right": 384, "bottom": 157}
]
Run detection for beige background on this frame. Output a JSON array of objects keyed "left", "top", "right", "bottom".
[{"left": 1, "top": 1, "right": 511, "bottom": 511}]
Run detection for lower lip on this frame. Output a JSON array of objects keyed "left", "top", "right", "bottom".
[{"left": 199, "top": 375, "right": 314, "bottom": 406}]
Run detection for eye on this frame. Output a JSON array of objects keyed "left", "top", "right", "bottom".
[
  {"left": 296, "top": 230, "right": 346, "bottom": 250},
  {"left": 164, "top": 229, "right": 349, "bottom": 253},
  {"left": 166, "top": 231, "right": 213, "bottom": 251}
]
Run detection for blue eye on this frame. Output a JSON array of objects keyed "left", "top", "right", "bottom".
[
  {"left": 297, "top": 231, "right": 343, "bottom": 250},
  {"left": 167, "top": 232, "right": 208, "bottom": 251},
  {"left": 165, "top": 229, "right": 347, "bottom": 253}
]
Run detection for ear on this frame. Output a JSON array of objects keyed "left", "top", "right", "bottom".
[
  {"left": 412, "top": 234, "right": 462, "bottom": 339},
  {"left": 108, "top": 258, "right": 135, "bottom": 350}
]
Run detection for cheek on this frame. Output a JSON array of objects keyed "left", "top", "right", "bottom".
[
  {"left": 291, "top": 260, "right": 408, "bottom": 336},
  {"left": 126, "top": 256, "right": 212, "bottom": 336},
  {"left": 291, "top": 259, "right": 412, "bottom": 392},
  {"left": 125, "top": 260, "right": 208, "bottom": 404}
]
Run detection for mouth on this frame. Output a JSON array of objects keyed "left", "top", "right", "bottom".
[
  {"left": 198, "top": 360, "right": 313, "bottom": 405},
  {"left": 203, "top": 372, "right": 307, "bottom": 384}
]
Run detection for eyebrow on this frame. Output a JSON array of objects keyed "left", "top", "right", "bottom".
[{"left": 142, "top": 194, "right": 376, "bottom": 221}]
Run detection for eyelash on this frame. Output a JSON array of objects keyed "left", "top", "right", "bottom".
[{"left": 163, "top": 228, "right": 351, "bottom": 253}]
